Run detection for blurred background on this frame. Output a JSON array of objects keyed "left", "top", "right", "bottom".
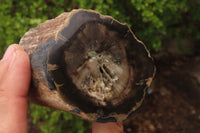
[{"left": 0, "top": 0, "right": 200, "bottom": 133}]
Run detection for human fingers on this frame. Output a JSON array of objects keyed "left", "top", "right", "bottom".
[
  {"left": 0, "top": 44, "right": 31, "bottom": 133},
  {"left": 92, "top": 122, "right": 123, "bottom": 133}
]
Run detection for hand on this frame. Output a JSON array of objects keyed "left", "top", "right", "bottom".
[
  {"left": 0, "top": 44, "right": 31, "bottom": 133},
  {"left": 92, "top": 122, "right": 123, "bottom": 133},
  {"left": 0, "top": 44, "right": 123, "bottom": 133}
]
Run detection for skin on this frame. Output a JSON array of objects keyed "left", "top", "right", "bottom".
[{"left": 0, "top": 44, "right": 123, "bottom": 133}]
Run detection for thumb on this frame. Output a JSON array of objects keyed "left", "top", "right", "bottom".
[{"left": 0, "top": 44, "right": 31, "bottom": 133}]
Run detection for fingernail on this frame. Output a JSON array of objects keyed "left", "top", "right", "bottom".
[
  {"left": 8, "top": 50, "right": 19, "bottom": 71},
  {"left": 1, "top": 45, "right": 15, "bottom": 61}
]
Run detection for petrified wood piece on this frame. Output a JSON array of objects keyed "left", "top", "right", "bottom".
[{"left": 19, "top": 9, "right": 155, "bottom": 122}]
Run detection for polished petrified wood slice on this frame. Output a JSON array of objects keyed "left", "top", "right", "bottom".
[{"left": 19, "top": 9, "right": 155, "bottom": 123}]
